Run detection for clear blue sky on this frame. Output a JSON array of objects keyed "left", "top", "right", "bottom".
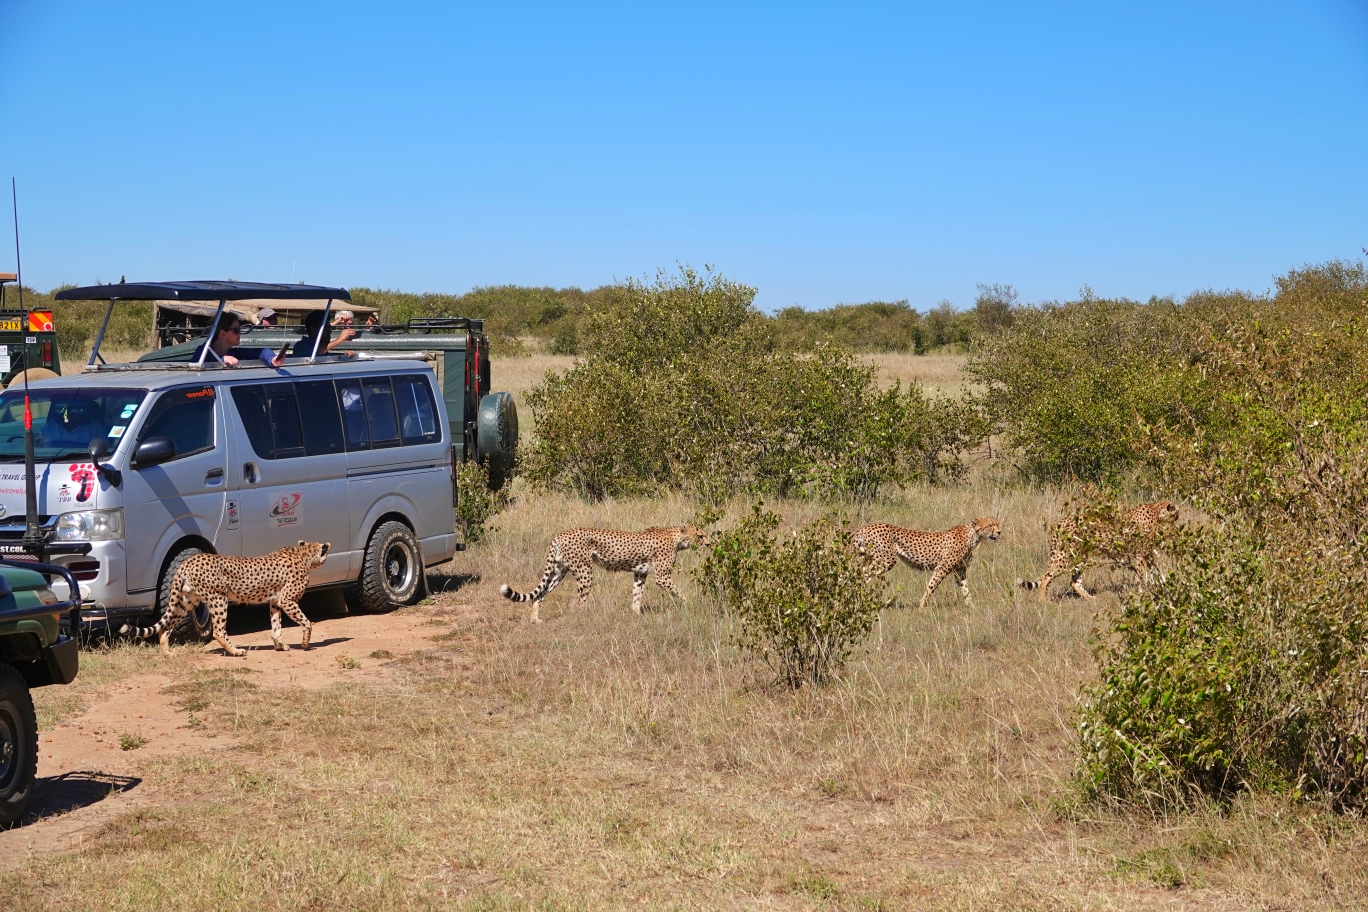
[{"left": 2, "top": 1, "right": 1366, "bottom": 310}]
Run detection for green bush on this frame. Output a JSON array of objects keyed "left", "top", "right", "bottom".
[
  {"left": 771, "top": 300, "right": 926, "bottom": 352},
  {"left": 1078, "top": 263, "right": 1368, "bottom": 810},
  {"left": 967, "top": 293, "right": 1202, "bottom": 483},
  {"left": 701, "top": 504, "right": 890, "bottom": 688},
  {"left": 454, "top": 460, "right": 513, "bottom": 545},
  {"left": 521, "top": 268, "right": 988, "bottom": 501}
]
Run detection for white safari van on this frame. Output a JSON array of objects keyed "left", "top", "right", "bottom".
[{"left": 0, "top": 282, "right": 458, "bottom": 628}]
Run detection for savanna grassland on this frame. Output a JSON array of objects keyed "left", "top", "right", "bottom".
[{"left": 7, "top": 263, "right": 1368, "bottom": 910}]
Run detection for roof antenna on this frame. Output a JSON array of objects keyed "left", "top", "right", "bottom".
[{"left": 12, "top": 178, "right": 41, "bottom": 557}]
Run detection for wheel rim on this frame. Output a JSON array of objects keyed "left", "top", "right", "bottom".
[
  {"left": 384, "top": 540, "right": 416, "bottom": 596},
  {"left": 0, "top": 699, "right": 21, "bottom": 794}
]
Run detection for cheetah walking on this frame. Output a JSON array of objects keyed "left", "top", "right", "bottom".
[
  {"left": 500, "top": 526, "right": 708, "bottom": 623},
  {"left": 855, "top": 517, "right": 1002, "bottom": 610},
  {"left": 122, "top": 541, "right": 329, "bottom": 656},
  {"left": 1018, "top": 500, "right": 1178, "bottom": 602}
]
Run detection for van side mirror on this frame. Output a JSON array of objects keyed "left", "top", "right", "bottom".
[
  {"left": 87, "top": 437, "right": 122, "bottom": 486},
  {"left": 133, "top": 436, "right": 176, "bottom": 468}
]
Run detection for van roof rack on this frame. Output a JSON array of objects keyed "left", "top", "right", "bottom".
[{"left": 54, "top": 281, "right": 351, "bottom": 302}]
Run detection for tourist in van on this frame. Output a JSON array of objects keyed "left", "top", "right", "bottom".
[
  {"left": 193, "top": 313, "right": 286, "bottom": 367},
  {"left": 292, "top": 310, "right": 357, "bottom": 358}
]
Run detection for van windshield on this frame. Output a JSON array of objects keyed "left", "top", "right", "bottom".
[{"left": 0, "top": 388, "right": 149, "bottom": 461}]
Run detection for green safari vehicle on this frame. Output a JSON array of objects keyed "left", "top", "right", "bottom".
[{"left": 0, "top": 560, "right": 80, "bottom": 827}]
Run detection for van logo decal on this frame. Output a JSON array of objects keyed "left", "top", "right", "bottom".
[
  {"left": 0, "top": 504, "right": 7, "bottom": 517},
  {"left": 270, "top": 492, "right": 302, "bottom": 527},
  {"left": 69, "top": 464, "right": 96, "bottom": 502}
]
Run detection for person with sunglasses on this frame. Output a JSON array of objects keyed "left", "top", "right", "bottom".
[{"left": 192, "top": 313, "right": 287, "bottom": 367}]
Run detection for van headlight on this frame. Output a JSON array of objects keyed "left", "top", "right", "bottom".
[{"left": 54, "top": 509, "right": 123, "bottom": 542}]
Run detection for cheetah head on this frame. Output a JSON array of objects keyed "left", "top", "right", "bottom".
[
  {"left": 296, "top": 540, "right": 331, "bottom": 568},
  {"left": 679, "top": 525, "right": 709, "bottom": 550},
  {"left": 973, "top": 517, "right": 1002, "bottom": 541},
  {"left": 1153, "top": 501, "right": 1180, "bottom": 525}
]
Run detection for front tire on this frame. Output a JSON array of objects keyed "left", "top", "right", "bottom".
[
  {"left": 0, "top": 663, "right": 38, "bottom": 828},
  {"left": 348, "top": 522, "right": 423, "bottom": 613}
]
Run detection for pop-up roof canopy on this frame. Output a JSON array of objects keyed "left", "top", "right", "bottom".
[
  {"left": 56, "top": 281, "right": 355, "bottom": 367},
  {"left": 54, "top": 281, "right": 351, "bottom": 302}
]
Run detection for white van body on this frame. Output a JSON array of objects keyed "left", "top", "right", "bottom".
[{"left": 0, "top": 358, "right": 457, "bottom": 622}]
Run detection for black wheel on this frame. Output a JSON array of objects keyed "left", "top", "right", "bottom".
[
  {"left": 347, "top": 522, "right": 424, "bottom": 613},
  {"left": 0, "top": 662, "right": 38, "bottom": 828},
  {"left": 156, "top": 547, "right": 213, "bottom": 643}
]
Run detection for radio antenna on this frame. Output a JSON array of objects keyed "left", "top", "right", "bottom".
[{"left": 12, "top": 178, "right": 41, "bottom": 555}]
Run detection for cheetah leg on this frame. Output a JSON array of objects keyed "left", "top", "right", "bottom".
[
  {"left": 269, "top": 601, "right": 285, "bottom": 651},
  {"left": 530, "top": 565, "right": 567, "bottom": 624},
  {"left": 954, "top": 566, "right": 972, "bottom": 603},
  {"left": 279, "top": 597, "right": 313, "bottom": 650},
  {"left": 653, "top": 564, "right": 684, "bottom": 601},
  {"left": 867, "top": 549, "right": 897, "bottom": 579},
  {"left": 631, "top": 569, "right": 647, "bottom": 615},
  {"left": 917, "top": 567, "right": 950, "bottom": 611},
  {"left": 157, "top": 590, "right": 193, "bottom": 656},
  {"left": 1070, "top": 570, "right": 1095, "bottom": 600},
  {"left": 208, "top": 596, "right": 245, "bottom": 657},
  {"left": 573, "top": 565, "right": 593, "bottom": 607}
]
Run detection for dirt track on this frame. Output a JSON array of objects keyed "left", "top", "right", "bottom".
[{"left": 0, "top": 601, "right": 462, "bottom": 868}]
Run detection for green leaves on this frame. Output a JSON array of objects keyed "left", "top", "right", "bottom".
[
  {"left": 521, "top": 269, "right": 988, "bottom": 501},
  {"left": 701, "top": 504, "right": 891, "bottom": 688}
]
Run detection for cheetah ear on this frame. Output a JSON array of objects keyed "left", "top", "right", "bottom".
[{"left": 298, "top": 540, "right": 307, "bottom": 548}]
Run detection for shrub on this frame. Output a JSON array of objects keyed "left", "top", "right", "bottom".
[
  {"left": 522, "top": 268, "right": 988, "bottom": 501},
  {"left": 771, "top": 300, "right": 926, "bottom": 352},
  {"left": 1078, "top": 263, "right": 1368, "bottom": 810},
  {"left": 454, "top": 460, "right": 513, "bottom": 545},
  {"left": 967, "top": 293, "right": 1202, "bottom": 483},
  {"left": 701, "top": 504, "right": 890, "bottom": 688}
]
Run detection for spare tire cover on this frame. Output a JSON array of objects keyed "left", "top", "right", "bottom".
[{"left": 477, "top": 392, "right": 518, "bottom": 462}]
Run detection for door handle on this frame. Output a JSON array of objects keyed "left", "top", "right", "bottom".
[
  {"left": 243, "top": 462, "right": 259, "bottom": 484},
  {"left": 205, "top": 468, "right": 224, "bottom": 484}
]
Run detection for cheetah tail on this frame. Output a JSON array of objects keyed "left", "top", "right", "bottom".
[
  {"left": 119, "top": 615, "right": 172, "bottom": 639},
  {"left": 500, "top": 559, "right": 560, "bottom": 604},
  {"left": 1016, "top": 577, "right": 1041, "bottom": 590}
]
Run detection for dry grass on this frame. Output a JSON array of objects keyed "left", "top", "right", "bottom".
[
  {"left": 863, "top": 351, "right": 971, "bottom": 396},
  {"left": 8, "top": 481, "right": 1368, "bottom": 909},
  {"left": 8, "top": 350, "right": 1366, "bottom": 908}
]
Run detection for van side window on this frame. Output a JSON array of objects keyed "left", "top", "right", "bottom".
[
  {"left": 232, "top": 385, "right": 273, "bottom": 457},
  {"left": 266, "top": 384, "right": 305, "bottom": 458},
  {"left": 361, "top": 377, "right": 400, "bottom": 448},
  {"left": 229, "top": 384, "right": 306, "bottom": 459},
  {"left": 394, "top": 375, "right": 440, "bottom": 445},
  {"left": 296, "top": 381, "right": 345, "bottom": 456},
  {"left": 139, "top": 386, "right": 216, "bottom": 459},
  {"left": 336, "top": 379, "right": 369, "bottom": 451}
]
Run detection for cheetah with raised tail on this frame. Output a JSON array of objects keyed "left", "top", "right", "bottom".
[
  {"left": 500, "top": 525, "right": 709, "bottom": 623},
  {"left": 1018, "top": 500, "right": 1178, "bottom": 602},
  {"left": 122, "top": 541, "right": 329, "bottom": 657},
  {"left": 855, "top": 517, "right": 1002, "bottom": 610}
]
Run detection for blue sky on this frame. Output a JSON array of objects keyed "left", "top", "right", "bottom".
[{"left": 2, "top": 1, "right": 1366, "bottom": 310}]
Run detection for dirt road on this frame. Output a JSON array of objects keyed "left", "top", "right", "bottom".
[{"left": 0, "top": 598, "right": 468, "bottom": 868}]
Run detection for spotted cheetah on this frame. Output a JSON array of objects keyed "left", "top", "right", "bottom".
[
  {"left": 122, "top": 541, "right": 329, "bottom": 656},
  {"left": 855, "top": 517, "right": 1002, "bottom": 610},
  {"left": 1017, "top": 500, "right": 1178, "bottom": 602},
  {"left": 500, "top": 526, "right": 709, "bottom": 623}
]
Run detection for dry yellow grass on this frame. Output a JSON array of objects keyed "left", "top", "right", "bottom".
[
  {"left": 7, "top": 481, "right": 1368, "bottom": 910},
  {"left": 863, "top": 351, "right": 972, "bottom": 396},
  {"left": 8, "top": 346, "right": 1363, "bottom": 909}
]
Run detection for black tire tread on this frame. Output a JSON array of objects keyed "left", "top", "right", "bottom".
[
  {"left": 349, "top": 521, "right": 422, "bottom": 614},
  {"left": 0, "top": 661, "right": 38, "bottom": 829}
]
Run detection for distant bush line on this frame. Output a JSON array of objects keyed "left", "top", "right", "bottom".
[{"left": 24, "top": 281, "right": 990, "bottom": 362}]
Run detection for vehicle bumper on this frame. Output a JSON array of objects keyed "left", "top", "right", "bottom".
[{"left": 35, "top": 635, "right": 79, "bottom": 686}]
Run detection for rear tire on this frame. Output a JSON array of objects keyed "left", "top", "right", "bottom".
[
  {"left": 0, "top": 663, "right": 37, "bottom": 828},
  {"left": 156, "top": 547, "right": 213, "bottom": 643},
  {"left": 347, "top": 522, "right": 423, "bottom": 614}
]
